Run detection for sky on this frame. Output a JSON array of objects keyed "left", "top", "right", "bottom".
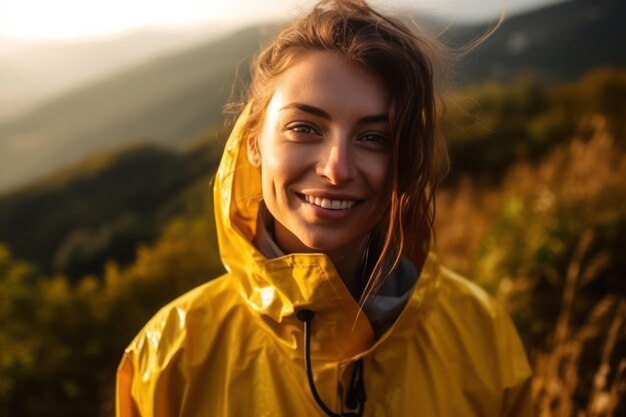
[{"left": 0, "top": 0, "right": 568, "bottom": 42}]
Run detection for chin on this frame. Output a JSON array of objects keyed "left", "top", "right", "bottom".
[{"left": 298, "top": 233, "right": 367, "bottom": 255}]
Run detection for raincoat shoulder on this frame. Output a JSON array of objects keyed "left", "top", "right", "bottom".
[
  {"left": 116, "top": 272, "right": 245, "bottom": 417},
  {"left": 431, "top": 267, "right": 534, "bottom": 416}
]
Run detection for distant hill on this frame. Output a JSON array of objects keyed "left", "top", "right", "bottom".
[
  {"left": 0, "top": 25, "right": 270, "bottom": 193},
  {"left": 0, "top": 128, "right": 227, "bottom": 279},
  {"left": 0, "top": 28, "right": 228, "bottom": 122},
  {"left": 452, "top": 0, "right": 626, "bottom": 83},
  {"left": 0, "top": 0, "right": 624, "bottom": 193}
]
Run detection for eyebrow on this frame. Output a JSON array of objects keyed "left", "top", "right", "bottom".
[{"left": 280, "top": 102, "right": 389, "bottom": 124}]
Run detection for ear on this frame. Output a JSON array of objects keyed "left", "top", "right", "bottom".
[{"left": 247, "top": 136, "right": 261, "bottom": 168}]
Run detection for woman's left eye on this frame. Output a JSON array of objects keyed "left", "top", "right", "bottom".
[{"left": 360, "top": 133, "right": 389, "bottom": 145}]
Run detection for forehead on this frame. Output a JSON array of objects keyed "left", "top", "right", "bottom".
[{"left": 266, "top": 51, "right": 390, "bottom": 119}]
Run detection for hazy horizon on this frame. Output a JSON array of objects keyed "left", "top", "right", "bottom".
[{"left": 0, "top": 0, "right": 569, "bottom": 43}]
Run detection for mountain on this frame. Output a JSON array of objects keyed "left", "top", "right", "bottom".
[
  {"left": 452, "top": 0, "right": 626, "bottom": 83},
  {"left": 0, "top": 128, "right": 227, "bottom": 279},
  {"left": 0, "top": 27, "right": 229, "bottom": 122},
  {"left": 0, "top": 25, "right": 270, "bottom": 193},
  {"left": 0, "top": 0, "right": 624, "bottom": 194}
]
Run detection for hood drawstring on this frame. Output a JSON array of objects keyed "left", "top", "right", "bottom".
[{"left": 297, "top": 310, "right": 367, "bottom": 417}]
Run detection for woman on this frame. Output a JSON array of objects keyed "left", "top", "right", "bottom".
[{"left": 116, "top": 1, "right": 532, "bottom": 416}]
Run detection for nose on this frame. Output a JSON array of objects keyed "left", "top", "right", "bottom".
[{"left": 317, "top": 140, "right": 356, "bottom": 185}]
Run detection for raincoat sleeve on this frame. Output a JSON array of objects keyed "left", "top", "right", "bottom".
[
  {"left": 116, "top": 350, "right": 142, "bottom": 417},
  {"left": 497, "top": 304, "right": 534, "bottom": 417},
  {"left": 115, "top": 308, "right": 188, "bottom": 417},
  {"left": 502, "top": 376, "right": 533, "bottom": 417}
]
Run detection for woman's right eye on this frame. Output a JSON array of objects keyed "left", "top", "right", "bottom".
[{"left": 285, "top": 123, "right": 318, "bottom": 136}]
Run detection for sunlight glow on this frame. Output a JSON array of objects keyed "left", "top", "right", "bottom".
[
  {"left": 0, "top": 0, "right": 254, "bottom": 41},
  {"left": 0, "top": 0, "right": 568, "bottom": 42}
]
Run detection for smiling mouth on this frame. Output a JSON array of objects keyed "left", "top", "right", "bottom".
[{"left": 300, "top": 194, "right": 359, "bottom": 210}]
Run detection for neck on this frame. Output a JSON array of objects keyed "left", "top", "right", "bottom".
[{"left": 326, "top": 240, "right": 370, "bottom": 301}]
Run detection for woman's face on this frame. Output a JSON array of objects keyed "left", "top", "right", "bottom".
[{"left": 249, "top": 51, "right": 392, "bottom": 255}]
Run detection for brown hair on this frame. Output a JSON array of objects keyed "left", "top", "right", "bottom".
[{"left": 240, "top": 0, "right": 450, "bottom": 304}]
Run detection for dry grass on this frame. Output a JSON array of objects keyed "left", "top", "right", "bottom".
[
  {"left": 532, "top": 231, "right": 625, "bottom": 417},
  {"left": 435, "top": 115, "right": 626, "bottom": 415}
]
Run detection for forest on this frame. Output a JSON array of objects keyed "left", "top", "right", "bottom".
[{"left": 1, "top": 66, "right": 625, "bottom": 416}]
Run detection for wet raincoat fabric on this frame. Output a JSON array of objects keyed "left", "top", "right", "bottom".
[{"left": 116, "top": 107, "right": 533, "bottom": 417}]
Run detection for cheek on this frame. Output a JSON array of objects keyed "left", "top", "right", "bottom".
[
  {"left": 260, "top": 144, "right": 287, "bottom": 184},
  {"left": 365, "top": 154, "right": 392, "bottom": 196},
  {"left": 261, "top": 139, "right": 311, "bottom": 180},
  {"left": 259, "top": 143, "right": 303, "bottom": 204}
]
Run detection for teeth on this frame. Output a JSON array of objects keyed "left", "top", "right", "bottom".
[{"left": 303, "top": 194, "right": 357, "bottom": 210}]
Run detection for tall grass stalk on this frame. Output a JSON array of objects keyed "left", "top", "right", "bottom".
[{"left": 532, "top": 232, "right": 625, "bottom": 417}]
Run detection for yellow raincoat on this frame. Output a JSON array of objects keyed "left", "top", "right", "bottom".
[{"left": 116, "top": 109, "right": 533, "bottom": 416}]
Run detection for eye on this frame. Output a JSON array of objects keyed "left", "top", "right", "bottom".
[
  {"left": 284, "top": 123, "right": 321, "bottom": 138},
  {"left": 359, "top": 132, "right": 389, "bottom": 146}
]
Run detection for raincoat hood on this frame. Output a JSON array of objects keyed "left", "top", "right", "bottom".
[
  {"left": 213, "top": 105, "right": 439, "bottom": 360},
  {"left": 116, "top": 107, "right": 533, "bottom": 417}
]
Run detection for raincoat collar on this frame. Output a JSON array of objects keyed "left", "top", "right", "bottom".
[{"left": 213, "top": 106, "right": 441, "bottom": 361}]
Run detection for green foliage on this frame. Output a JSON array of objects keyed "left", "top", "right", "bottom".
[
  {"left": 493, "top": 145, "right": 624, "bottom": 354},
  {"left": 0, "top": 211, "right": 224, "bottom": 416},
  {"left": 0, "top": 129, "right": 226, "bottom": 280},
  {"left": 443, "top": 68, "right": 626, "bottom": 183},
  {"left": 549, "top": 68, "right": 626, "bottom": 143},
  {"left": 443, "top": 77, "right": 549, "bottom": 180},
  {"left": 436, "top": 117, "right": 626, "bottom": 414},
  {"left": 0, "top": 246, "right": 37, "bottom": 410}
]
